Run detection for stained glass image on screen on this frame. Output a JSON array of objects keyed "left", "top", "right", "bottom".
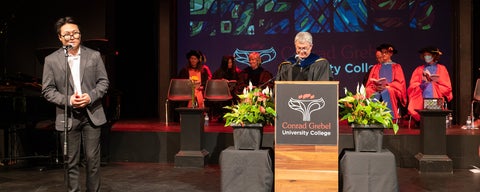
[{"left": 178, "top": 0, "right": 452, "bottom": 96}]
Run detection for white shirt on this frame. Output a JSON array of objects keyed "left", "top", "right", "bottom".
[{"left": 68, "top": 49, "right": 82, "bottom": 95}]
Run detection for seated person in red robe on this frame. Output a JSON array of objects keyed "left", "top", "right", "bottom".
[
  {"left": 407, "top": 46, "right": 453, "bottom": 123},
  {"left": 365, "top": 43, "right": 407, "bottom": 120}
]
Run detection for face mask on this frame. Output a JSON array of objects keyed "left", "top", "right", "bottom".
[{"left": 424, "top": 55, "right": 433, "bottom": 63}]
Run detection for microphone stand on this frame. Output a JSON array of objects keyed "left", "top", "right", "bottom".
[
  {"left": 63, "top": 46, "right": 70, "bottom": 191},
  {"left": 259, "top": 59, "right": 301, "bottom": 89}
]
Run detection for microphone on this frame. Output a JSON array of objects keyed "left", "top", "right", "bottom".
[
  {"left": 63, "top": 44, "right": 73, "bottom": 57},
  {"left": 294, "top": 55, "right": 303, "bottom": 65},
  {"left": 63, "top": 44, "right": 73, "bottom": 50}
]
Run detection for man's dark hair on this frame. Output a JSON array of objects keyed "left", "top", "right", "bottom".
[{"left": 55, "top": 16, "right": 80, "bottom": 35}]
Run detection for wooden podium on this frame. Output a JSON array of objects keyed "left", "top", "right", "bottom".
[
  {"left": 415, "top": 109, "right": 453, "bottom": 173},
  {"left": 274, "top": 81, "right": 339, "bottom": 191},
  {"left": 174, "top": 107, "right": 209, "bottom": 168}
]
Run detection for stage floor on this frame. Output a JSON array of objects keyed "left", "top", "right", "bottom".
[{"left": 1, "top": 161, "right": 479, "bottom": 192}]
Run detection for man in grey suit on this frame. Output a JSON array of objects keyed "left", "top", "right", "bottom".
[{"left": 42, "top": 16, "right": 109, "bottom": 192}]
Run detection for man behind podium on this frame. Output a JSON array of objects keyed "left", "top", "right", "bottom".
[{"left": 276, "top": 31, "right": 333, "bottom": 81}]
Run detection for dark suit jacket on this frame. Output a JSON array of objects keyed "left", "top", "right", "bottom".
[
  {"left": 236, "top": 66, "right": 274, "bottom": 95},
  {"left": 41, "top": 45, "right": 109, "bottom": 131}
]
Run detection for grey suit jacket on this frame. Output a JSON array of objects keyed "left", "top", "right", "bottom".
[{"left": 42, "top": 45, "right": 109, "bottom": 131}]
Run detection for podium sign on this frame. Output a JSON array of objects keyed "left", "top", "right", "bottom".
[{"left": 275, "top": 81, "right": 338, "bottom": 145}]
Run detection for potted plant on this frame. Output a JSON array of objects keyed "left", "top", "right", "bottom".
[
  {"left": 338, "top": 83, "right": 399, "bottom": 152},
  {"left": 223, "top": 81, "right": 276, "bottom": 150}
]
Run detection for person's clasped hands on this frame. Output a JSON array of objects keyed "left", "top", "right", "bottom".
[{"left": 70, "top": 91, "right": 91, "bottom": 108}]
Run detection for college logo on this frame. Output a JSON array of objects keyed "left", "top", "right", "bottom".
[
  {"left": 288, "top": 93, "right": 325, "bottom": 121},
  {"left": 233, "top": 47, "right": 277, "bottom": 66}
]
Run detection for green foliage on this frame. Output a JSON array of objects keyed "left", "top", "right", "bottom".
[
  {"left": 338, "top": 84, "right": 399, "bottom": 134},
  {"left": 223, "top": 83, "right": 276, "bottom": 127}
]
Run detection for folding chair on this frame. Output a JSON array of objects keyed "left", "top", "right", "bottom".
[
  {"left": 203, "top": 79, "right": 234, "bottom": 121},
  {"left": 165, "top": 79, "right": 193, "bottom": 124}
]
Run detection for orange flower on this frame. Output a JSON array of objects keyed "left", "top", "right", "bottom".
[{"left": 259, "top": 106, "right": 266, "bottom": 113}]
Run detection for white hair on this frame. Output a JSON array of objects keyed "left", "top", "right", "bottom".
[{"left": 294, "top": 32, "right": 313, "bottom": 45}]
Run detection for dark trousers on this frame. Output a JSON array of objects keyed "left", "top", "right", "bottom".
[{"left": 61, "top": 114, "right": 101, "bottom": 192}]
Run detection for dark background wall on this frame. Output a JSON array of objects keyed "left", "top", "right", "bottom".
[
  {"left": 111, "top": 1, "right": 159, "bottom": 118},
  {"left": 0, "top": 0, "right": 478, "bottom": 123},
  {"left": 0, "top": 0, "right": 158, "bottom": 119}
]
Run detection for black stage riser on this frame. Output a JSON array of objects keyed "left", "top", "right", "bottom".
[{"left": 108, "top": 132, "right": 480, "bottom": 169}]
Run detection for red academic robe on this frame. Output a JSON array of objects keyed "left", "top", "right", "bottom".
[
  {"left": 365, "top": 63, "right": 407, "bottom": 119},
  {"left": 407, "top": 64, "right": 453, "bottom": 122}
]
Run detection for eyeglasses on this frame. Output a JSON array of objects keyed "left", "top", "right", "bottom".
[
  {"left": 61, "top": 32, "right": 81, "bottom": 40},
  {"left": 296, "top": 46, "right": 311, "bottom": 51}
]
